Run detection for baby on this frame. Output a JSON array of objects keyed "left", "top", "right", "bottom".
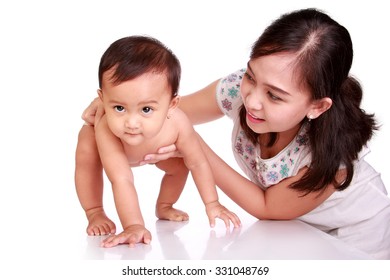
[{"left": 75, "top": 35, "right": 240, "bottom": 247}]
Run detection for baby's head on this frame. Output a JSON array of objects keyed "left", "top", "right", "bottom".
[
  {"left": 98, "top": 35, "right": 181, "bottom": 98},
  {"left": 97, "top": 36, "right": 182, "bottom": 145}
]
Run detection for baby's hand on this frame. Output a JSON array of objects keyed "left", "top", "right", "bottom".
[
  {"left": 101, "top": 224, "right": 152, "bottom": 248},
  {"left": 205, "top": 201, "right": 241, "bottom": 228}
]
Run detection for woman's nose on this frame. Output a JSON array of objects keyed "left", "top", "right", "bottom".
[{"left": 246, "top": 91, "right": 263, "bottom": 111}]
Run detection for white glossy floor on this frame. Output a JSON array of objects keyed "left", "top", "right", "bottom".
[
  {"left": 76, "top": 196, "right": 371, "bottom": 260},
  {"left": 62, "top": 148, "right": 372, "bottom": 261}
]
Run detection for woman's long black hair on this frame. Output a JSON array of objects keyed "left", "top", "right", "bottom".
[{"left": 239, "top": 8, "right": 378, "bottom": 194}]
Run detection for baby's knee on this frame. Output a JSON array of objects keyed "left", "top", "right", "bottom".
[
  {"left": 164, "top": 158, "right": 189, "bottom": 176},
  {"left": 173, "top": 158, "right": 189, "bottom": 175}
]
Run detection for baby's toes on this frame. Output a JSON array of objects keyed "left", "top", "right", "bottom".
[
  {"left": 87, "top": 226, "right": 101, "bottom": 236},
  {"left": 171, "top": 210, "right": 189, "bottom": 222}
]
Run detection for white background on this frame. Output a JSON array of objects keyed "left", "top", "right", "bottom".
[{"left": 0, "top": 0, "right": 389, "bottom": 278}]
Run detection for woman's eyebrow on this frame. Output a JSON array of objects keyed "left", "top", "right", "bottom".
[
  {"left": 247, "top": 62, "right": 255, "bottom": 76},
  {"left": 247, "top": 61, "right": 291, "bottom": 96},
  {"left": 267, "top": 84, "right": 292, "bottom": 96}
]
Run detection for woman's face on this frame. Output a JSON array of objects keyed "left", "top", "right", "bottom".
[{"left": 240, "top": 53, "right": 314, "bottom": 137}]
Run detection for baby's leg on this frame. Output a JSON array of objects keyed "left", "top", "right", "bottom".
[
  {"left": 75, "top": 124, "right": 116, "bottom": 235},
  {"left": 155, "top": 158, "right": 190, "bottom": 221}
]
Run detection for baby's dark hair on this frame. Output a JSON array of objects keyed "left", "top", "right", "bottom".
[
  {"left": 98, "top": 35, "right": 181, "bottom": 97},
  {"left": 239, "top": 8, "right": 378, "bottom": 194}
]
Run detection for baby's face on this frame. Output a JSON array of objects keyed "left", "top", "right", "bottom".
[{"left": 100, "top": 71, "right": 174, "bottom": 146}]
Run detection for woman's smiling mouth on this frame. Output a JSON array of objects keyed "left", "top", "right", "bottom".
[{"left": 247, "top": 111, "right": 264, "bottom": 123}]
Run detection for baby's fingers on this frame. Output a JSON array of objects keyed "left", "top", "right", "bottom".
[
  {"left": 208, "top": 215, "right": 216, "bottom": 228},
  {"left": 142, "top": 231, "right": 152, "bottom": 245},
  {"left": 101, "top": 234, "right": 121, "bottom": 248},
  {"left": 229, "top": 212, "right": 241, "bottom": 228},
  {"left": 127, "top": 231, "right": 152, "bottom": 247},
  {"left": 218, "top": 211, "right": 241, "bottom": 228},
  {"left": 127, "top": 234, "right": 139, "bottom": 248},
  {"left": 101, "top": 233, "right": 133, "bottom": 248}
]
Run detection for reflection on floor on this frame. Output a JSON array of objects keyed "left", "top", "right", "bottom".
[{"left": 79, "top": 214, "right": 371, "bottom": 260}]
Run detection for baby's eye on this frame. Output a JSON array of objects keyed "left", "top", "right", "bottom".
[
  {"left": 142, "top": 107, "right": 153, "bottom": 114},
  {"left": 114, "top": 105, "right": 125, "bottom": 112}
]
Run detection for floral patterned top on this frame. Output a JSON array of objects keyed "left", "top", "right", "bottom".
[{"left": 216, "top": 69, "right": 311, "bottom": 189}]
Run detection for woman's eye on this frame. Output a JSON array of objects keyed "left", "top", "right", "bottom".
[
  {"left": 114, "top": 105, "right": 125, "bottom": 112},
  {"left": 244, "top": 72, "right": 255, "bottom": 83},
  {"left": 268, "top": 92, "right": 281, "bottom": 101},
  {"left": 142, "top": 107, "right": 153, "bottom": 114}
]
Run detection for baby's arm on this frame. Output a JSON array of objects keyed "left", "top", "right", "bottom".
[
  {"left": 174, "top": 111, "right": 241, "bottom": 228},
  {"left": 95, "top": 116, "right": 151, "bottom": 247}
]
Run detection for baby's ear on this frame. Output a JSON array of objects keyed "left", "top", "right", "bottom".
[
  {"left": 169, "top": 95, "right": 180, "bottom": 110},
  {"left": 97, "top": 89, "right": 103, "bottom": 100}
]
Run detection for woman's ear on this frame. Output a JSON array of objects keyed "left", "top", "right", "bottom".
[{"left": 307, "top": 97, "right": 332, "bottom": 119}]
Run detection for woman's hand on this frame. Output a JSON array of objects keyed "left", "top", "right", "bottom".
[
  {"left": 139, "top": 144, "right": 182, "bottom": 165},
  {"left": 82, "top": 97, "right": 105, "bottom": 126}
]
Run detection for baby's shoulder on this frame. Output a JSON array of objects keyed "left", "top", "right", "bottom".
[
  {"left": 153, "top": 108, "right": 192, "bottom": 146},
  {"left": 170, "top": 108, "right": 192, "bottom": 127},
  {"left": 168, "top": 109, "right": 197, "bottom": 143}
]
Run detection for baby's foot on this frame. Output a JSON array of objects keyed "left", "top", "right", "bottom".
[
  {"left": 86, "top": 208, "right": 116, "bottom": 236},
  {"left": 156, "top": 204, "right": 189, "bottom": 222}
]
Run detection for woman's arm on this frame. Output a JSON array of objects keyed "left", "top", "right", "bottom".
[
  {"left": 196, "top": 135, "right": 338, "bottom": 220},
  {"left": 179, "top": 80, "right": 224, "bottom": 124},
  {"left": 82, "top": 96, "right": 106, "bottom": 126},
  {"left": 174, "top": 110, "right": 241, "bottom": 227}
]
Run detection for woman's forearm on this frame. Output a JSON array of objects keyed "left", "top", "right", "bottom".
[
  {"left": 196, "top": 135, "right": 267, "bottom": 219},
  {"left": 197, "top": 134, "right": 336, "bottom": 220},
  {"left": 179, "top": 80, "right": 224, "bottom": 125}
]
